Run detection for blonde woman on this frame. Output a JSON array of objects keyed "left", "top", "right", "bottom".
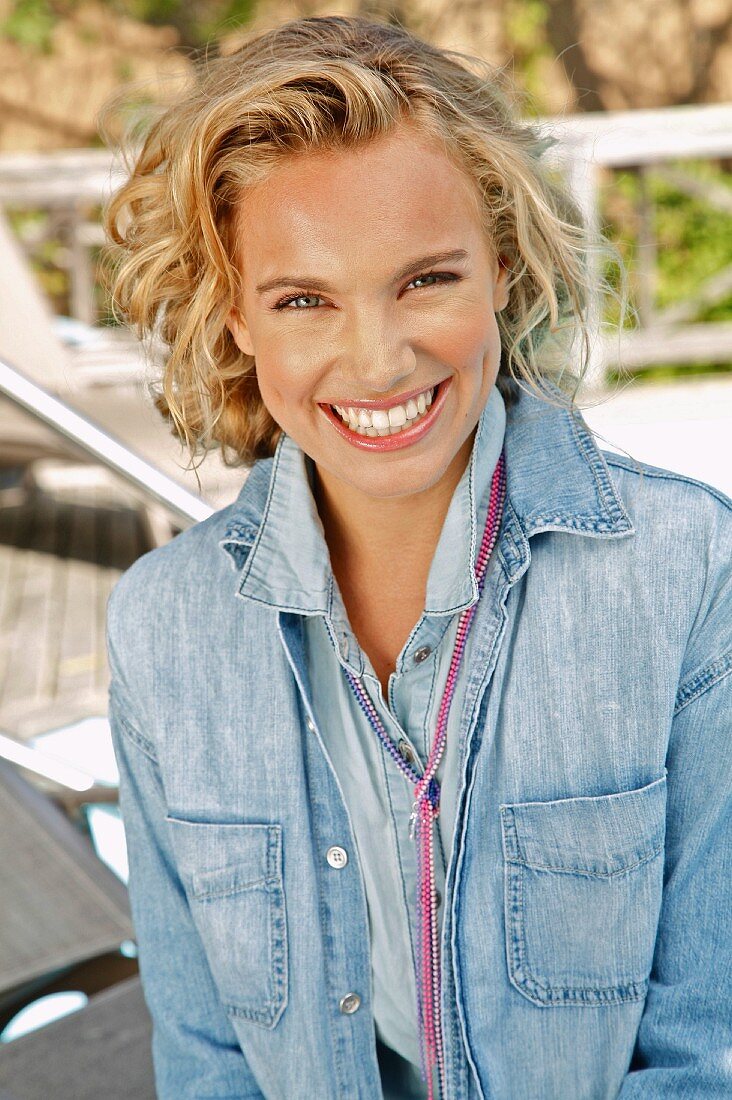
[{"left": 104, "top": 15, "right": 732, "bottom": 1100}]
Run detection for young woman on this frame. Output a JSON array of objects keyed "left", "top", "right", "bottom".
[{"left": 104, "top": 15, "right": 732, "bottom": 1100}]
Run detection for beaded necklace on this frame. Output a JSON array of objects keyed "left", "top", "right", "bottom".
[{"left": 341, "top": 449, "right": 507, "bottom": 1100}]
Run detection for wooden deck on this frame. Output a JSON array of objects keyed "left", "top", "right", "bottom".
[{"left": 0, "top": 468, "right": 151, "bottom": 741}]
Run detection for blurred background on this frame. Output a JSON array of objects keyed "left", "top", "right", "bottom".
[{"left": 0, "top": 3, "right": 730, "bottom": 1096}]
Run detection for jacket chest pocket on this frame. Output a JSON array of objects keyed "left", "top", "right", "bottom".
[
  {"left": 499, "top": 771, "right": 667, "bottom": 1007},
  {"left": 164, "top": 817, "right": 288, "bottom": 1028}
]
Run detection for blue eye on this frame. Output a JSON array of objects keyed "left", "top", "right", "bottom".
[
  {"left": 408, "top": 271, "right": 457, "bottom": 290},
  {"left": 271, "top": 270, "right": 460, "bottom": 311},
  {"left": 273, "top": 293, "right": 324, "bottom": 311}
]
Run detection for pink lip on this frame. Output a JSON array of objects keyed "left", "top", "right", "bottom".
[
  {"left": 321, "top": 380, "right": 441, "bottom": 410},
  {"left": 318, "top": 376, "right": 452, "bottom": 452}
]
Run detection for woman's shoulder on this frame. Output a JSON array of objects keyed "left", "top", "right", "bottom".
[
  {"left": 602, "top": 448, "right": 731, "bottom": 583},
  {"left": 603, "top": 450, "right": 732, "bottom": 517},
  {"left": 108, "top": 457, "right": 275, "bottom": 622},
  {"left": 109, "top": 502, "right": 235, "bottom": 611},
  {"left": 602, "top": 450, "right": 731, "bottom": 692},
  {"left": 602, "top": 450, "right": 731, "bottom": 563}
]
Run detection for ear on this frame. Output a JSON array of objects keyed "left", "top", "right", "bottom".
[
  {"left": 226, "top": 305, "right": 255, "bottom": 357},
  {"left": 493, "top": 255, "right": 510, "bottom": 313}
]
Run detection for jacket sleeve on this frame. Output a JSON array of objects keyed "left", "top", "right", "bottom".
[
  {"left": 107, "top": 617, "right": 265, "bottom": 1098},
  {"left": 618, "top": 656, "right": 732, "bottom": 1097}
]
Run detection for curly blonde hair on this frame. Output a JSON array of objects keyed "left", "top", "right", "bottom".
[{"left": 103, "top": 14, "right": 598, "bottom": 470}]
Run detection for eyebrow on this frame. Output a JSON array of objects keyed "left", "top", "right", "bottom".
[{"left": 254, "top": 248, "right": 471, "bottom": 296}]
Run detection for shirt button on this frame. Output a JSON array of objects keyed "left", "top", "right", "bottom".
[
  {"left": 398, "top": 740, "right": 416, "bottom": 764},
  {"left": 326, "top": 845, "right": 348, "bottom": 869},
  {"left": 413, "top": 645, "right": 432, "bottom": 664},
  {"left": 339, "top": 992, "right": 361, "bottom": 1015},
  {"left": 305, "top": 717, "right": 316, "bottom": 733},
  {"left": 435, "top": 889, "right": 442, "bottom": 909}
]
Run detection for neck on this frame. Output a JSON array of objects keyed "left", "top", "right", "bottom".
[{"left": 311, "top": 431, "right": 475, "bottom": 580}]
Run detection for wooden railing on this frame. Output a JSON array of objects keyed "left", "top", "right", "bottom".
[{"left": 0, "top": 103, "right": 730, "bottom": 386}]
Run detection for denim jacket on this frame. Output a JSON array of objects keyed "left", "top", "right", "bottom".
[{"left": 106, "top": 387, "right": 732, "bottom": 1100}]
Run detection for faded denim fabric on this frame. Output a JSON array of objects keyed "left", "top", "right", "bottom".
[
  {"left": 106, "top": 386, "right": 732, "bottom": 1099},
  {"left": 257, "top": 385, "right": 503, "bottom": 1084}
]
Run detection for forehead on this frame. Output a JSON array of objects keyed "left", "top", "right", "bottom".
[{"left": 232, "top": 124, "right": 489, "bottom": 279}]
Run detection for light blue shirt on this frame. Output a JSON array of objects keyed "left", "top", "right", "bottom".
[
  {"left": 107, "top": 385, "right": 732, "bottom": 1100},
  {"left": 271, "top": 386, "right": 504, "bottom": 1080}
]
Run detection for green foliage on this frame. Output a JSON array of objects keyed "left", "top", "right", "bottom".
[
  {"left": 607, "top": 163, "right": 732, "bottom": 313},
  {"left": 2, "top": 0, "right": 59, "bottom": 53},
  {"left": 505, "top": 0, "right": 547, "bottom": 51},
  {"left": 601, "top": 161, "right": 732, "bottom": 378},
  {"left": 1, "top": 0, "right": 258, "bottom": 54},
  {"left": 110, "top": 0, "right": 256, "bottom": 48},
  {"left": 8, "top": 208, "right": 70, "bottom": 311},
  {"left": 502, "top": 0, "right": 555, "bottom": 116}
]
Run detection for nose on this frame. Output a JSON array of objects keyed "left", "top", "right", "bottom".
[{"left": 339, "top": 309, "right": 417, "bottom": 398}]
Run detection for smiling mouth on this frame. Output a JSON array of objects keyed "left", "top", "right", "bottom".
[
  {"left": 324, "top": 383, "right": 438, "bottom": 437},
  {"left": 317, "top": 376, "right": 452, "bottom": 451}
]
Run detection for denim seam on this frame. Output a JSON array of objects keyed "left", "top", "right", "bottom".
[
  {"left": 605, "top": 454, "right": 732, "bottom": 512},
  {"left": 674, "top": 651, "right": 732, "bottom": 715},
  {"left": 191, "top": 876, "right": 272, "bottom": 901},
  {"left": 238, "top": 588, "right": 331, "bottom": 613},
  {"left": 568, "top": 410, "right": 628, "bottom": 527},
  {"left": 506, "top": 858, "right": 649, "bottom": 1007},
  {"left": 237, "top": 435, "right": 285, "bottom": 589},
  {"left": 504, "top": 841, "right": 664, "bottom": 879},
  {"left": 110, "top": 701, "right": 157, "bottom": 763},
  {"left": 267, "top": 825, "right": 288, "bottom": 1027},
  {"left": 501, "top": 808, "right": 654, "bottom": 1006},
  {"left": 216, "top": 826, "right": 287, "bottom": 1028},
  {"left": 498, "top": 503, "right": 530, "bottom": 581},
  {"left": 499, "top": 770, "right": 666, "bottom": 812},
  {"left": 287, "top": 631, "right": 363, "bottom": 1092}
]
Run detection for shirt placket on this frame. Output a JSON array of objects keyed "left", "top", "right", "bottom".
[{"left": 336, "top": 610, "right": 455, "bottom": 1024}]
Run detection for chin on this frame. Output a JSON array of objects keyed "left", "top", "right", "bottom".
[{"left": 330, "top": 447, "right": 456, "bottom": 496}]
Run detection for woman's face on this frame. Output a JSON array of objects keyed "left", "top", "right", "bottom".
[{"left": 227, "top": 122, "right": 508, "bottom": 503}]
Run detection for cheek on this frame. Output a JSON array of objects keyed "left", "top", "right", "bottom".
[
  {"left": 253, "top": 344, "right": 318, "bottom": 416},
  {"left": 426, "top": 306, "right": 501, "bottom": 370}
]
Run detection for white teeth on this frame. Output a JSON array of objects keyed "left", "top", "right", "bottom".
[{"left": 331, "top": 384, "right": 437, "bottom": 433}]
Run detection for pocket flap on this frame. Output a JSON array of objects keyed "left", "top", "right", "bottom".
[
  {"left": 164, "top": 818, "right": 282, "bottom": 899},
  {"left": 500, "top": 771, "right": 667, "bottom": 876}
]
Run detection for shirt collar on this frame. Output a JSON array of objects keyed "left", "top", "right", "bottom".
[
  {"left": 220, "top": 383, "right": 634, "bottom": 608},
  {"left": 424, "top": 383, "right": 505, "bottom": 613}
]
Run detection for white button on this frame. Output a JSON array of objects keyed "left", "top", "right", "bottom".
[
  {"left": 413, "top": 645, "right": 432, "bottom": 664},
  {"left": 305, "top": 717, "right": 316, "bottom": 733},
  {"left": 339, "top": 992, "right": 361, "bottom": 1014},
  {"left": 326, "top": 846, "right": 348, "bottom": 869}
]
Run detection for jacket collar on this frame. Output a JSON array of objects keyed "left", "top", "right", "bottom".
[
  {"left": 219, "top": 385, "right": 635, "bottom": 601},
  {"left": 220, "top": 386, "right": 505, "bottom": 614}
]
